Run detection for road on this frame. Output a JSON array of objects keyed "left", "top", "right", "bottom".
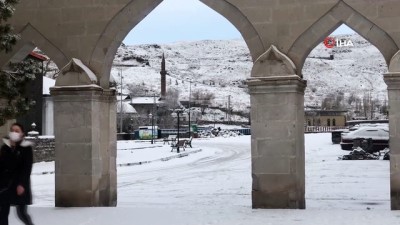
[{"left": 117, "top": 136, "right": 252, "bottom": 209}]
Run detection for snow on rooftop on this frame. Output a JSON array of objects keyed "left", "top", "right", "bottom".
[
  {"left": 130, "top": 96, "right": 162, "bottom": 105},
  {"left": 117, "top": 101, "right": 137, "bottom": 114}
]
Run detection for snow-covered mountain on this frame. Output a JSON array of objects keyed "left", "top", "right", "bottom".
[
  {"left": 303, "top": 34, "right": 388, "bottom": 108},
  {"left": 112, "top": 33, "right": 388, "bottom": 113}
]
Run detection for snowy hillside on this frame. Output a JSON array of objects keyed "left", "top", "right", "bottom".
[
  {"left": 303, "top": 34, "right": 388, "bottom": 107},
  {"left": 112, "top": 33, "right": 388, "bottom": 113}
]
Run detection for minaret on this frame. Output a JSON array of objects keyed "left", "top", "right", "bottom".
[{"left": 160, "top": 53, "right": 167, "bottom": 98}]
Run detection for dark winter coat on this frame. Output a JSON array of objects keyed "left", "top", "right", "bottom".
[{"left": 0, "top": 138, "right": 33, "bottom": 205}]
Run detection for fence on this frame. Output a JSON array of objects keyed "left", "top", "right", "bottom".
[
  {"left": 227, "top": 128, "right": 251, "bottom": 135},
  {"left": 304, "top": 126, "right": 347, "bottom": 133}
]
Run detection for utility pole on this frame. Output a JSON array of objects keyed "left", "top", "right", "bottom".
[
  {"left": 151, "top": 94, "right": 156, "bottom": 144},
  {"left": 119, "top": 69, "right": 123, "bottom": 133},
  {"left": 177, "top": 111, "right": 181, "bottom": 153},
  {"left": 225, "top": 102, "right": 228, "bottom": 120},
  {"left": 369, "top": 91, "right": 373, "bottom": 120}
]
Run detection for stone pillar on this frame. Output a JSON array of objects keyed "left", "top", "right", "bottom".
[
  {"left": 248, "top": 45, "right": 306, "bottom": 209},
  {"left": 51, "top": 86, "right": 117, "bottom": 207},
  {"left": 384, "top": 50, "right": 400, "bottom": 210},
  {"left": 51, "top": 58, "right": 117, "bottom": 207},
  {"left": 99, "top": 89, "right": 117, "bottom": 206}
]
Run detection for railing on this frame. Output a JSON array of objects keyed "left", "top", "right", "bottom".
[
  {"left": 304, "top": 126, "right": 347, "bottom": 133},
  {"left": 160, "top": 128, "right": 252, "bottom": 137},
  {"left": 228, "top": 128, "right": 251, "bottom": 135}
]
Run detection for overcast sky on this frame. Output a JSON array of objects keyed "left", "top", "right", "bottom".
[{"left": 123, "top": 0, "right": 355, "bottom": 45}]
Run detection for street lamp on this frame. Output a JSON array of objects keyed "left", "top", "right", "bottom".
[
  {"left": 188, "top": 79, "right": 192, "bottom": 137},
  {"left": 213, "top": 112, "right": 217, "bottom": 128},
  {"left": 171, "top": 109, "right": 187, "bottom": 153},
  {"left": 119, "top": 69, "right": 123, "bottom": 133},
  {"left": 151, "top": 94, "right": 156, "bottom": 144},
  {"left": 149, "top": 113, "right": 154, "bottom": 144}
]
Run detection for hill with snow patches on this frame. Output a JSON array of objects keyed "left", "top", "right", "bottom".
[{"left": 112, "top": 33, "right": 388, "bottom": 114}]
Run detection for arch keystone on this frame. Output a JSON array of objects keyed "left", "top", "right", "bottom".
[
  {"left": 56, "top": 58, "right": 99, "bottom": 87},
  {"left": 252, "top": 45, "right": 297, "bottom": 78}
]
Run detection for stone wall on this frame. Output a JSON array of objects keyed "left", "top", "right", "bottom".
[{"left": 25, "top": 136, "right": 55, "bottom": 163}]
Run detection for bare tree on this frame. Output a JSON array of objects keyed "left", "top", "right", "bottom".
[
  {"left": 380, "top": 98, "right": 388, "bottom": 116},
  {"left": 127, "top": 83, "right": 152, "bottom": 96},
  {"left": 163, "top": 88, "right": 180, "bottom": 109},
  {"left": 321, "top": 92, "right": 345, "bottom": 110},
  {"left": 334, "top": 91, "right": 345, "bottom": 110},
  {"left": 321, "top": 93, "right": 335, "bottom": 110},
  {"left": 155, "top": 88, "right": 181, "bottom": 128},
  {"left": 192, "top": 89, "right": 215, "bottom": 115},
  {"left": 347, "top": 92, "right": 357, "bottom": 105},
  {"left": 362, "top": 93, "right": 370, "bottom": 119}
]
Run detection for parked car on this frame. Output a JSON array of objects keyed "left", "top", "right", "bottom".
[
  {"left": 340, "top": 126, "right": 389, "bottom": 151},
  {"left": 335, "top": 123, "right": 383, "bottom": 144}
]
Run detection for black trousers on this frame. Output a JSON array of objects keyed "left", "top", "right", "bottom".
[{"left": 0, "top": 204, "right": 34, "bottom": 225}]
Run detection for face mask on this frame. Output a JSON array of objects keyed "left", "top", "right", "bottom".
[{"left": 9, "top": 132, "right": 22, "bottom": 142}]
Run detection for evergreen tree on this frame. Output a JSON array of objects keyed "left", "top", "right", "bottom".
[
  {"left": 0, "top": 0, "right": 42, "bottom": 126},
  {"left": 0, "top": 0, "right": 19, "bottom": 53}
]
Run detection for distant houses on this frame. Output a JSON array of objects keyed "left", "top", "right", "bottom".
[
  {"left": 129, "top": 96, "right": 161, "bottom": 116},
  {"left": 305, "top": 109, "right": 348, "bottom": 127}
]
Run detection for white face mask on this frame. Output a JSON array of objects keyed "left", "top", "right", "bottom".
[{"left": 9, "top": 132, "right": 22, "bottom": 142}]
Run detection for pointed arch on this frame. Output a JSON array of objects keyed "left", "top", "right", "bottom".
[
  {"left": 89, "top": 0, "right": 264, "bottom": 88},
  {"left": 89, "top": 0, "right": 164, "bottom": 88},
  {"left": 0, "top": 23, "right": 68, "bottom": 69},
  {"left": 287, "top": 1, "right": 399, "bottom": 75},
  {"left": 389, "top": 50, "right": 400, "bottom": 73},
  {"left": 199, "top": 0, "right": 265, "bottom": 60}
]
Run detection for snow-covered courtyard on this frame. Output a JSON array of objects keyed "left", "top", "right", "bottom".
[{"left": 10, "top": 133, "right": 400, "bottom": 224}]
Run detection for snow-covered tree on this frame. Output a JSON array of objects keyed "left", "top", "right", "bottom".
[
  {"left": 0, "top": 0, "right": 19, "bottom": 53},
  {"left": 0, "top": 0, "right": 42, "bottom": 126}
]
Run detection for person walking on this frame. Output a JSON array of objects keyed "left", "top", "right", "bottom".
[{"left": 0, "top": 123, "right": 34, "bottom": 225}]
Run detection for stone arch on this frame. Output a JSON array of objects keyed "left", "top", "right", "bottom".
[
  {"left": 0, "top": 23, "right": 68, "bottom": 69},
  {"left": 89, "top": 0, "right": 264, "bottom": 88},
  {"left": 389, "top": 50, "right": 400, "bottom": 73},
  {"left": 287, "top": 0, "right": 399, "bottom": 75}
]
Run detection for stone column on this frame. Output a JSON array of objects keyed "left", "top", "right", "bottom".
[
  {"left": 51, "top": 86, "right": 117, "bottom": 207},
  {"left": 249, "top": 45, "right": 306, "bottom": 209},
  {"left": 99, "top": 89, "right": 117, "bottom": 206},
  {"left": 384, "top": 50, "right": 400, "bottom": 210},
  {"left": 51, "top": 58, "right": 117, "bottom": 207}
]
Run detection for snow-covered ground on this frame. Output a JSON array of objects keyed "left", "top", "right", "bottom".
[{"left": 9, "top": 133, "right": 399, "bottom": 225}]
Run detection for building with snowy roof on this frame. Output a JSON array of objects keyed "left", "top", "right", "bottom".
[
  {"left": 305, "top": 110, "right": 348, "bottom": 127},
  {"left": 129, "top": 96, "right": 163, "bottom": 116}
]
